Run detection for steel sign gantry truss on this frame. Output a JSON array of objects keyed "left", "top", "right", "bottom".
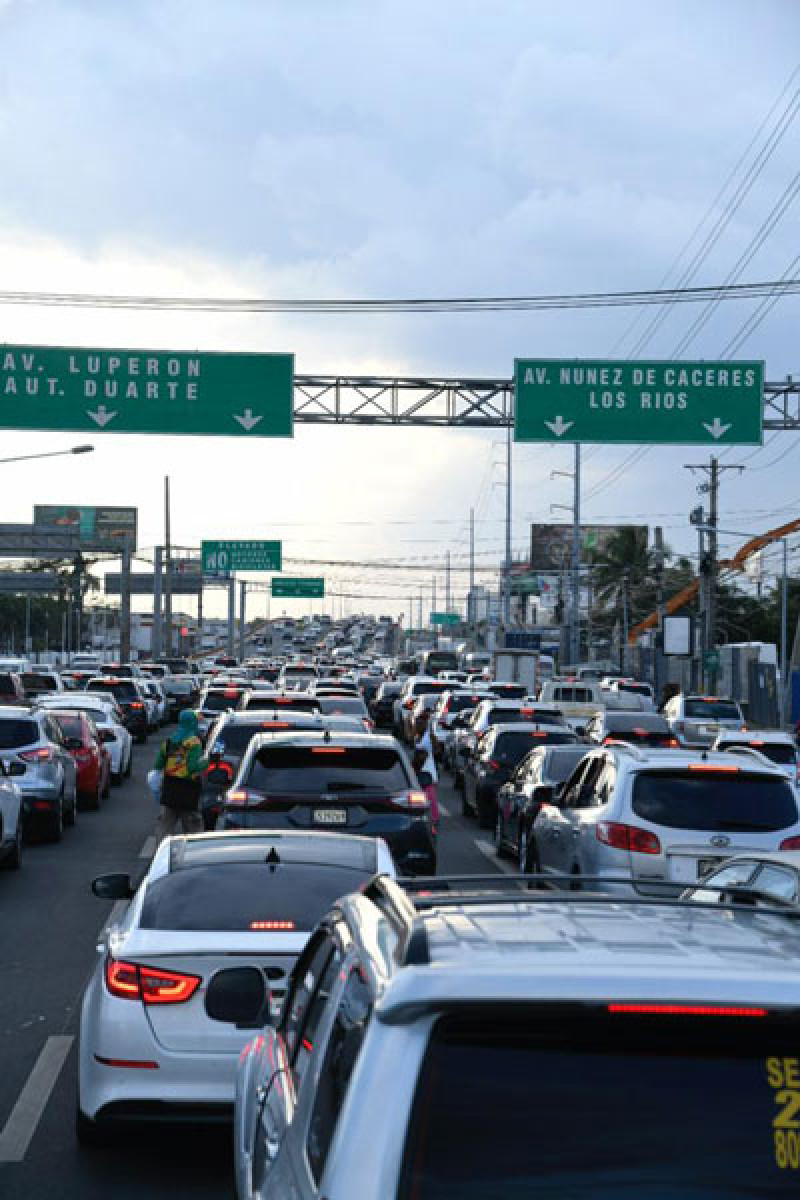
[{"left": 293, "top": 375, "right": 800, "bottom": 429}]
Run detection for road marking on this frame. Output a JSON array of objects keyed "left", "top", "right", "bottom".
[
  {"left": 473, "top": 837, "right": 517, "bottom": 875},
  {"left": 139, "top": 834, "right": 156, "bottom": 859},
  {"left": 0, "top": 1036, "right": 74, "bottom": 1162}
]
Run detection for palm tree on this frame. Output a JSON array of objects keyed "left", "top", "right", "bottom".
[{"left": 588, "top": 528, "right": 659, "bottom": 623}]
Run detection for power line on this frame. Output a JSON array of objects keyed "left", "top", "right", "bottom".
[{"left": 0, "top": 279, "right": 796, "bottom": 314}]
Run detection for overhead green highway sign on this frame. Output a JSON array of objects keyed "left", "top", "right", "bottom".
[
  {"left": 431, "top": 612, "right": 460, "bottom": 626},
  {"left": 514, "top": 359, "right": 763, "bottom": 445},
  {"left": 271, "top": 576, "right": 325, "bottom": 598},
  {"left": 201, "top": 540, "right": 282, "bottom": 572},
  {"left": 0, "top": 344, "right": 293, "bottom": 437}
]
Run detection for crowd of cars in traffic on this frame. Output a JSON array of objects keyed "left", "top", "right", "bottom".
[{"left": 8, "top": 639, "right": 800, "bottom": 1194}]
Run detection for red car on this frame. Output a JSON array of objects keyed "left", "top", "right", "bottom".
[{"left": 50, "top": 710, "right": 111, "bottom": 810}]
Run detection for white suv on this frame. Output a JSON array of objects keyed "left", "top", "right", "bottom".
[
  {"left": 233, "top": 876, "right": 800, "bottom": 1198},
  {"left": 662, "top": 693, "right": 745, "bottom": 747}
]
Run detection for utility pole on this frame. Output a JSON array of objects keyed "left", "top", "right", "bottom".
[
  {"left": 469, "top": 508, "right": 475, "bottom": 626},
  {"left": 653, "top": 526, "right": 665, "bottom": 699},
  {"left": 503, "top": 421, "right": 513, "bottom": 626},
  {"left": 570, "top": 444, "right": 581, "bottom": 663},
  {"left": 227, "top": 576, "right": 236, "bottom": 658},
  {"left": 445, "top": 550, "right": 451, "bottom": 616},
  {"left": 432, "top": 575, "right": 436, "bottom": 629},
  {"left": 120, "top": 540, "right": 132, "bottom": 662},
  {"left": 163, "top": 477, "right": 173, "bottom": 659},
  {"left": 152, "top": 546, "right": 163, "bottom": 661},
  {"left": 685, "top": 458, "right": 745, "bottom": 690},
  {"left": 239, "top": 580, "right": 247, "bottom": 662}
]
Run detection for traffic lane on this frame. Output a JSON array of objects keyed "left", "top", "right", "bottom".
[
  {"left": 0, "top": 732, "right": 166, "bottom": 1183},
  {"left": 436, "top": 771, "right": 512, "bottom": 876}
]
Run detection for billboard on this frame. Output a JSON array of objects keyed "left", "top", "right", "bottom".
[
  {"left": 34, "top": 505, "right": 137, "bottom": 551},
  {"left": 529, "top": 524, "right": 648, "bottom": 572}
]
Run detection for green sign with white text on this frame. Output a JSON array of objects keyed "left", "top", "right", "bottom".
[
  {"left": 0, "top": 344, "right": 293, "bottom": 437},
  {"left": 514, "top": 359, "right": 763, "bottom": 445},
  {"left": 431, "top": 612, "right": 460, "bottom": 626},
  {"left": 201, "top": 540, "right": 282, "bottom": 572},
  {"left": 271, "top": 577, "right": 325, "bottom": 598}
]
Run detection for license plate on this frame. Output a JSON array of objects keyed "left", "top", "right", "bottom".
[{"left": 313, "top": 808, "right": 347, "bottom": 825}]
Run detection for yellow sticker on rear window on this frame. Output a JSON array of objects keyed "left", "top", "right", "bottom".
[{"left": 767, "top": 1058, "right": 800, "bottom": 1168}]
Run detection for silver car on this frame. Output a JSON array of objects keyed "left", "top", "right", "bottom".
[
  {"left": 76, "top": 830, "right": 395, "bottom": 1146},
  {"left": 0, "top": 760, "right": 23, "bottom": 869},
  {"left": 662, "top": 693, "right": 746, "bottom": 747},
  {"left": 531, "top": 743, "right": 800, "bottom": 893},
  {"left": 0, "top": 707, "right": 77, "bottom": 841}
]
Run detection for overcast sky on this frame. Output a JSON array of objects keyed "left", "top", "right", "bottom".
[{"left": 0, "top": 0, "right": 798, "bottom": 620}]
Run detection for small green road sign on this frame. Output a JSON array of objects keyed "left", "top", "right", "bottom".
[
  {"left": 514, "top": 359, "right": 764, "bottom": 445},
  {"left": 704, "top": 649, "right": 720, "bottom": 672},
  {"left": 431, "top": 612, "right": 460, "bottom": 626},
  {"left": 201, "top": 540, "right": 282, "bottom": 572},
  {"left": 271, "top": 576, "right": 325, "bottom": 598},
  {"left": 0, "top": 344, "right": 293, "bottom": 437}
]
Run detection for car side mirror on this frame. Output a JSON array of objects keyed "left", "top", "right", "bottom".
[
  {"left": 533, "top": 784, "right": 555, "bottom": 805},
  {"left": 98, "top": 729, "right": 115, "bottom": 743},
  {"left": 205, "top": 967, "right": 272, "bottom": 1029},
  {"left": 92, "top": 873, "right": 134, "bottom": 900},
  {"left": 64, "top": 736, "right": 83, "bottom": 751}
]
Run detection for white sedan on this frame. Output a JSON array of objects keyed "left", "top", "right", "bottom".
[{"left": 76, "top": 830, "right": 395, "bottom": 1145}]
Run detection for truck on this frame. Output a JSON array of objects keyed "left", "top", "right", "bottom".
[
  {"left": 492, "top": 649, "right": 539, "bottom": 695},
  {"left": 536, "top": 679, "right": 606, "bottom": 732}
]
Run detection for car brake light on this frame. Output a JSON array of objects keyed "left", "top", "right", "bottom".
[
  {"left": 224, "top": 688, "right": 239, "bottom": 698},
  {"left": 394, "top": 790, "right": 428, "bottom": 810},
  {"left": 94, "top": 1055, "right": 160, "bottom": 1069},
  {"left": 608, "top": 1004, "right": 766, "bottom": 1017},
  {"left": 260, "top": 721, "right": 290, "bottom": 729},
  {"left": 250, "top": 920, "right": 296, "bottom": 931},
  {"left": 780, "top": 836, "right": 800, "bottom": 851},
  {"left": 226, "top": 788, "right": 252, "bottom": 806},
  {"left": 130, "top": 702, "right": 144, "bottom": 710},
  {"left": 687, "top": 764, "right": 740, "bottom": 773},
  {"left": 19, "top": 747, "right": 53, "bottom": 763},
  {"left": 596, "top": 821, "right": 661, "bottom": 855},
  {"left": 487, "top": 759, "right": 500, "bottom": 770},
  {"left": 105, "top": 957, "right": 200, "bottom": 1004},
  {"left": 311, "top": 747, "right": 346, "bottom": 754}
]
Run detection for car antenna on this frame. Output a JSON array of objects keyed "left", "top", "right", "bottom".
[{"left": 265, "top": 846, "right": 280, "bottom": 870}]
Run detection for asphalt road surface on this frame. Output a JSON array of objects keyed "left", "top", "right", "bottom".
[{"left": 0, "top": 736, "right": 503, "bottom": 1200}]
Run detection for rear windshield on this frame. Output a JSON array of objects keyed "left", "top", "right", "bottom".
[
  {"left": 139, "top": 862, "right": 370, "bottom": 932},
  {"left": 685, "top": 698, "right": 742, "bottom": 720},
  {"left": 21, "top": 674, "right": 58, "bottom": 693},
  {"left": 632, "top": 770, "right": 797, "bottom": 832},
  {"left": 202, "top": 690, "right": 244, "bottom": 713},
  {"left": 412, "top": 682, "right": 450, "bottom": 697},
  {"left": 88, "top": 680, "right": 138, "bottom": 700},
  {"left": 423, "top": 653, "right": 459, "bottom": 674},
  {"left": 612, "top": 731, "right": 677, "bottom": 747},
  {"left": 211, "top": 723, "right": 295, "bottom": 757},
  {"left": 724, "top": 742, "right": 797, "bottom": 766},
  {"left": 400, "top": 1010, "right": 799, "bottom": 1198},
  {"left": 493, "top": 730, "right": 575, "bottom": 761},
  {"left": 0, "top": 675, "right": 18, "bottom": 696},
  {"left": 254, "top": 696, "right": 321, "bottom": 713},
  {"left": 487, "top": 709, "right": 531, "bottom": 727},
  {"left": 489, "top": 684, "right": 527, "bottom": 699},
  {"left": 246, "top": 745, "right": 410, "bottom": 794},
  {"left": 317, "top": 697, "right": 367, "bottom": 717},
  {"left": 551, "top": 686, "right": 594, "bottom": 703},
  {"left": 52, "top": 714, "right": 84, "bottom": 739},
  {"left": 376, "top": 684, "right": 402, "bottom": 700},
  {"left": 607, "top": 714, "right": 669, "bottom": 733},
  {"left": 616, "top": 681, "right": 652, "bottom": 696},
  {"left": 447, "top": 694, "right": 486, "bottom": 714},
  {"left": 0, "top": 719, "right": 38, "bottom": 748}
]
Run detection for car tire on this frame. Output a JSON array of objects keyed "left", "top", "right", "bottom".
[
  {"left": 1, "top": 823, "right": 22, "bottom": 870},
  {"left": 75, "top": 1101, "right": 110, "bottom": 1148},
  {"left": 111, "top": 770, "right": 121, "bottom": 787},
  {"left": 64, "top": 786, "right": 77, "bottom": 827},
  {"left": 82, "top": 785, "right": 100, "bottom": 813},
  {"left": 477, "top": 791, "right": 494, "bottom": 831},
  {"left": 124, "top": 751, "right": 132, "bottom": 778},
  {"left": 460, "top": 788, "right": 470, "bottom": 817},
  {"left": 47, "top": 798, "right": 64, "bottom": 843},
  {"left": 102, "top": 772, "right": 111, "bottom": 800}
]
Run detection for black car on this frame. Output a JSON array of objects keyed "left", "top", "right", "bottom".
[
  {"left": 371, "top": 682, "right": 402, "bottom": 729},
  {"left": 462, "top": 723, "right": 579, "bottom": 829},
  {"left": 85, "top": 677, "right": 149, "bottom": 743},
  {"left": 218, "top": 732, "right": 435, "bottom": 874},
  {"left": 584, "top": 710, "right": 677, "bottom": 747},
  {"left": 495, "top": 743, "right": 590, "bottom": 868}
]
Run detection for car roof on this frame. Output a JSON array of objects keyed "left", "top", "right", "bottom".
[
  {"left": 603, "top": 745, "right": 787, "bottom": 776},
  {"left": 343, "top": 890, "right": 800, "bottom": 1018},
  {"left": 248, "top": 730, "right": 398, "bottom": 751},
  {"left": 716, "top": 731, "right": 795, "bottom": 745},
  {"left": 0, "top": 706, "right": 35, "bottom": 719},
  {"left": 168, "top": 830, "right": 381, "bottom": 872},
  {"left": 489, "top": 721, "right": 573, "bottom": 737}
]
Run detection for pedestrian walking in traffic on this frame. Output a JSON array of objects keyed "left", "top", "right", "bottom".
[
  {"left": 413, "top": 710, "right": 440, "bottom": 834},
  {"left": 155, "top": 708, "right": 208, "bottom": 839}
]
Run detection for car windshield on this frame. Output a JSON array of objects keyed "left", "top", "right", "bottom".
[
  {"left": 399, "top": 1010, "right": 799, "bottom": 1198},
  {"left": 685, "top": 698, "right": 742, "bottom": 720},
  {"left": 0, "top": 719, "right": 38, "bottom": 748},
  {"left": 413, "top": 682, "right": 450, "bottom": 697},
  {"left": 202, "top": 691, "right": 243, "bottom": 713},
  {"left": 632, "top": 770, "right": 798, "bottom": 832},
  {"left": 317, "top": 696, "right": 367, "bottom": 717},
  {"left": 51, "top": 714, "right": 84, "bottom": 739},
  {"left": 88, "top": 680, "right": 138, "bottom": 701},
  {"left": 211, "top": 723, "right": 297, "bottom": 756},
  {"left": 139, "top": 862, "right": 371, "bottom": 932},
  {"left": 490, "top": 684, "right": 527, "bottom": 699},
  {"left": 246, "top": 745, "right": 410, "bottom": 794}
]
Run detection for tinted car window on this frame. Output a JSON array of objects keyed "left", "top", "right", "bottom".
[
  {"left": 684, "top": 698, "right": 741, "bottom": 720},
  {"left": 317, "top": 697, "right": 368, "bottom": 717},
  {"left": 0, "top": 675, "right": 18, "bottom": 696},
  {"left": 723, "top": 741, "right": 796, "bottom": 766},
  {"left": 21, "top": 673, "right": 58, "bottom": 693},
  {"left": 489, "top": 684, "right": 527, "bottom": 699},
  {"left": 0, "top": 719, "right": 38, "bottom": 748},
  {"left": 486, "top": 709, "right": 529, "bottom": 727},
  {"left": 210, "top": 723, "right": 281, "bottom": 756},
  {"left": 246, "top": 745, "right": 410, "bottom": 794},
  {"left": 632, "top": 771, "right": 797, "bottom": 832},
  {"left": 253, "top": 696, "right": 321, "bottom": 713},
  {"left": 399, "top": 1011, "right": 799, "bottom": 1198},
  {"left": 88, "top": 680, "right": 138, "bottom": 701},
  {"left": 492, "top": 731, "right": 575, "bottom": 762},
  {"left": 202, "top": 690, "right": 244, "bottom": 713},
  {"left": 51, "top": 714, "right": 84, "bottom": 739},
  {"left": 139, "top": 863, "right": 371, "bottom": 932}
]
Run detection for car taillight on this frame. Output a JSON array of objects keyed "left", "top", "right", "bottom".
[
  {"left": 105, "top": 958, "right": 201, "bottom": 1005},
  {"left": 403, "top": 699, "right": 414, "bottom": 709},
  {"left": 19, "top": 747, "right": 53, "bottom": 763},
  {"left": 596, "top": 821, "right": 661, "bottom": 855},
  {"left": 130, "top": 702, "right": 144, "bottom": 710},
  {"left": 394, "top": 790, "right": 428, "bottom": 810},
  {"left": 207, "top": 760, "right": 233, "bottom": 780},
  {"left": 780, "top": 836, "right": 800, "bottom": 851},
  {"left": 608, "top": 1003, "right": 766, "bottom": 1017},
  {"left": 487, "top": 759, "right": 501, "bottom": 770},
  {"left": 226, "top": 788, "right": 253, "bottom": 807}
]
